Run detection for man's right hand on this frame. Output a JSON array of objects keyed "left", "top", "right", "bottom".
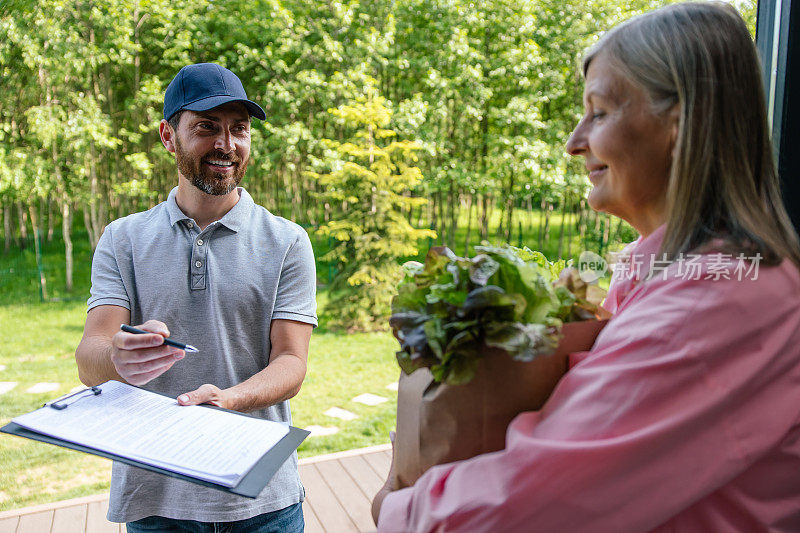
[{"left": 111, "top": 319, "right": 185, "bottom": 386}]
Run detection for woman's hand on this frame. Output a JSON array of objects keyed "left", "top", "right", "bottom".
[{"left": 372, "top": 431, "right": 398, "bottom": 526}]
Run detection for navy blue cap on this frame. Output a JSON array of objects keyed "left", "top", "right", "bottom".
[{"left": 163, "top": 63, "right": 266, "bottom": 122}]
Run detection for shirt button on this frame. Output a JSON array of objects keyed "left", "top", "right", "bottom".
[
  {"left": 197, "top": 239, "right": 204, "bottom": 246},
  {"left": 187, "top": 222, "right": 194, "bottom": 229},
  {"left": 195, "top": 260, "right": 202, "bottom": 268}
]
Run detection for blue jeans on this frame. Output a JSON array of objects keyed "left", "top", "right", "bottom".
[{"left": 125, "top": 503, "right": 304, "bottom": 533}]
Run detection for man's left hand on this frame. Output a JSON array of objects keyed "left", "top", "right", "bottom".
[{"left": 177, "top": 384, "right": 232, "bottom": 409}]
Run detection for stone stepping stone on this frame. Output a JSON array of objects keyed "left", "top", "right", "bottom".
[
  {"left": 304, "top": 425, "right": 339, "bottom": 437},
  {"left": 26, "top": 382, "right": 60, "bottom": 394},
  {"left": 352, "top": 393, "right": 388, "bottom": 406},
  {"left": 386, "top": 382, "right": 399, "bottom": 391},
  {"left": 324, "top": 407, "right": 358, "bottom": 421},
  {"left": 0, "top": 382, "right": 17, "bottom": 395}
]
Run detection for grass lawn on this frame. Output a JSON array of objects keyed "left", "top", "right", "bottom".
[{"left": 0, "top": 295, "right": 400, "bottom": 512}]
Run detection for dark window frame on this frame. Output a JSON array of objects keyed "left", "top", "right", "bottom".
[{"left": 757, "top": 0, "right": 800, "bottom": 231}]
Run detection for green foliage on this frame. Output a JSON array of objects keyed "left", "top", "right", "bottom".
[
  {"left": 0, "top": 0, "right": 726, "bottom": 275},
  {"left": 313, "top": 89, "right": 435, "bottom": 332},
  {"left": 729, "top": 0, "right": 758, "bottom": 36},
  {"left": 390, "top": 244, "right": 604, "bottom": 384}
]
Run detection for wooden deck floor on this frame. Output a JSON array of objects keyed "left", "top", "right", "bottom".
[{"left": 0, "top": 444, "right": 391, "bottom": 533}]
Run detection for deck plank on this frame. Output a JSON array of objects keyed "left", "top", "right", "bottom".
[
  {"left": 16, "top": 510, "right": 53, "bottom": 533},
  {"left": 339, "top": 455, "right": 384, "bottom": 501},
  {"left": 362, "top": 451, "right": 391, "bottom": 480},
  {"left": 85, "top": 500, "right": 117, "bottom": 533},
  {"left": 300, "top": 463, "right": 358, "bottom": 533},
  {"left": 4, "top": 445, "right": 394, "bottom": 533},
  {"left": 316, "top": 459, "right": 375, "bottom": 532},
  {"left": 0, "top": 516, "right": 19, "bottom": 533},
  {"left": 301, "top": 501, "right": 324, "bottom": 533},
  {"left": 52, "top": 504, "right": 88, "bottom": 533}
]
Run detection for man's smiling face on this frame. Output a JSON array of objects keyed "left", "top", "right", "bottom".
[{"left": 172, "top": 102, "right": 251, "bottom": 196}]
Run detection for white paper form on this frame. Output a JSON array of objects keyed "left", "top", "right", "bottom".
[{"left": 11, "top": 380, "right": 289, "bottom": 487}]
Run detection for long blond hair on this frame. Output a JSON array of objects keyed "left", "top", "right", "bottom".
[{"left": 583, "top": 1, "right": 800, "bottom": 267}]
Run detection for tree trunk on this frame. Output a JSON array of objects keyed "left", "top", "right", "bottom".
[
  {"left": 600, "top": 214, "right": 611, "bottom": 256},
  {"left": 566, "top": 196, "right": 574, "bottom": 259},
  {"left": 543, "top": 203, "right": 553, "bottom": 246},
  {"left": 47, "top": 199, "right": 55, "bottom": 241},
  {"left": 62, "top": 200, "right": 73, "bottom": 292},
  {"left": 49, "top": 102, "right": 70, "bottom": 290},
  {"left": 28, "top": 203, "right": 48, "bottom": 300},
  {"left": 36, "top": 197, "right": 45, "bottom": 237},
  {"left": 437, "top": 191, "right": 446, "bottom": 245},
  {"left": 16, "top": 201, "right": 28, "bottom": 249},
  {"left": 84, "top": 208, "right": 97, "bottom": 249},
  {"left": 504, "top": 171, "right": 514, "bottom": 242},
  {"left": 477, "top": 26, "right": 491, "bottom": 242},
  {"left": 557, "top": 197, "right": 567, "bottom": 259},
  {"left": 447, "top": 185, "right": 457, "bottom": 250},
  {"left": 463, "top": 193, "right": 475, "bottom": 256},
  {"left": 291, "top": 163, "right": 301, "bottom": 222},
  {"left": 429, "top": 193, "right": 437, "bottom": 237},
  {"left": 3, "top": 203, "right": 11, "bottom": 253},
  {"left": 88, "top": 26, "right": 105, "bottom": 247},
  {"left": 479, "top": 194, "right": 489, "bottom": 241},
  {"left": 98, "top": 196, "right": 107, "bottom": 239},
  {"left": 613, "top": 217, "right": 625, "bottom": 243},
  {"left": 304, "top": 175, "right": 316, "bottom": 226},
  {"left": 538, "top": 197, "right": 546, "bottom": 249},
  {"left": 496, "top": 200, "right": 505, "bottom": 239},
  {"left": 526, "top": 195, "right": 534, "bottom": 232},
  {"left": 87, "top": 144, "right": 101, "bottom": 249}
]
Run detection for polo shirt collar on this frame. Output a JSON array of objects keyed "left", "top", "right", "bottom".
[
  {"left": 166, "top": 188, "right": 188, "bottom": 227},
  {"left": 166, "top": 186, "right": 254, "bottom": 233},
  {"left": 216, "top": 188, "right": 253, "bottom": 232}
]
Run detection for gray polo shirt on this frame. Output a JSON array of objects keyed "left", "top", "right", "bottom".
[{"left": 87, "top": 187, "right": 317, "bottom": 523}]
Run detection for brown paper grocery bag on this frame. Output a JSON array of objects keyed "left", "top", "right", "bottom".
[{"left": 392, "top": 319, "right": 608, "bottom": 489}]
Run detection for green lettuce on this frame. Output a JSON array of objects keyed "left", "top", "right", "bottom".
[{"left": 390, "top": 245, "right": 605, "bottom": 384}]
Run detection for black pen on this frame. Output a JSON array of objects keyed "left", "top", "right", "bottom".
[{"left": 120, "top": 324, "right": 199, "bottom": 353}]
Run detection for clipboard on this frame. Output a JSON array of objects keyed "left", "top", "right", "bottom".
[{"left": 0, "top": 385, "right": 310, "bottom": 499}]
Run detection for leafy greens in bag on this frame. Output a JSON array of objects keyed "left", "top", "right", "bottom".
[{"left": 390, "top": 245, "right": 606, "bottom": 384}]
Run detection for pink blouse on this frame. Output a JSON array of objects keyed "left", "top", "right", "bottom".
[{"left": 378, "top": 226, "right": 800, "bottom": 532}]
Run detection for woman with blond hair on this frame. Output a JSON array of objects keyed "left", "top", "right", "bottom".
[{"left": 372, "top": 2, "right": 800, "bottom": 531}]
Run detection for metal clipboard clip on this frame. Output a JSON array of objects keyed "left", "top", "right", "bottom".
[{"left": 46, "top": 386, "right": 102, "bottom": 410}]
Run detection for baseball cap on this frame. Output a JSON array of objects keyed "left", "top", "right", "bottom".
[{"left": 163, "top": 63, "right": 266, "bottom": 122}]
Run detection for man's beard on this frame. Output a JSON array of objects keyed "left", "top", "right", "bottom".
[{"left": 174, "top": 136, "right": 248, "bottom": 196}]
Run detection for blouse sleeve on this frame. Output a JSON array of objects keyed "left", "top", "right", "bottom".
[{"left": 378, "top": 265, "right": 800, "bottom": 532}]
